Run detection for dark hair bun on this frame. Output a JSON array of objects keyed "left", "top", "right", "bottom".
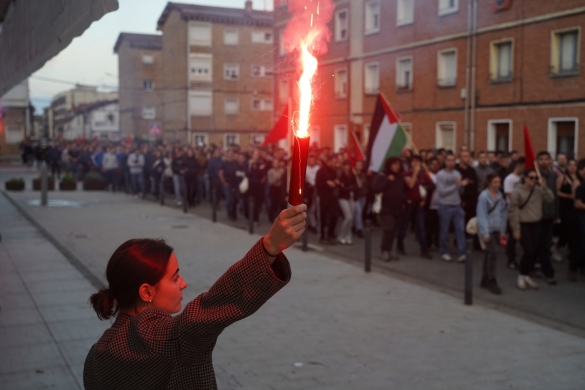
[{"left": 89, "top": 288, "right": 116, "bottom": 320}]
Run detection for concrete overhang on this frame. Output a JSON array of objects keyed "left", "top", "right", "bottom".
[{"left": 0, "top": 0, "right": 119, "bottom": 96}]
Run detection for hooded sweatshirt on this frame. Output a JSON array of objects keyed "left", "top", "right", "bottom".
[{"left": 508, "top": 183, "right": 554, "bottom": 235}]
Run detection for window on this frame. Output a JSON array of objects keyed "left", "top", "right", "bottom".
[
  {"left": 251, "top": 98, "right": 273, "bottom": 111},
  {"left": 279, "top": 29, "right": 287, "bottom": 56},
  {"left": 251, "top": 31, "right": 273, "bottom": 44},
  {"left": 224, "top": 98, "right": 239, "bottom": 114},
  {"left": 189, "top": 54, "right": 212, "bottom": 82},
  {"left": 279, "top": 79, "right": 289, "bottom": 103},
  {"left": 438, "top": 49, "right": 457, "bottom": 86},
  {"left": 225, "top": 133, "right": 240, "bottom": 148},
  {"left": 335, "top": 68, "right": 348, "bottom": 98},
  {"left": 334, "top": 124, "right": 348, "bottom": 153},
  {"left": 142, "top": 106, "right": 156, "bottom": 120},
  {"left": 224, "top": 63, "right": 240, "bottom": 80},
  {"left": 548, "top": 119, "right": 577, "bottom": 159},
  {"left": 142, "top": 54, "right": 154, "bottom": 64},
  {"left": 224, "top": 29, "right": 238, "bottom": 45},
  {"left": 397, "top": 0, "right": 414, "bottom": 26},
  {"left": 365, "top": 1, "right": 380, "bottom": 35},
  {"left": 335, "top": 9, "right": 349, "bottom": 42},
  {"left": 551, "top": 29, "right": 580, "bottom": 76},
  {"left": 189, "top": 90, "right": 212, "bottom": 116},
  {"left": 189, "top": 22, "right": 211, "bottom": 46},
  {"left": 364, "top": 63, "right": 379, "bottom": 94},
  {"left": 436, "top": 122, "right": 455, "bottom": 150},
  {"left": 438, "top": 0, "right": 458, "bottom": 16},
  {"left": 487, "top": 120, "right": 511, "bottom": 152},
  {"left": 362, "top": 123, "right": 371, "bottom": 147},
  {"left": 310, "top": 125, "right": 321, "bottom": 147},
  {"left": 489, "top": 40, "right": 513, "bottom": 82},
  {"left": 193, "top": 133, "right": 209, "bottom": 147},
  {"left": 251, "top": 65, "right": 273, "bottom": 77},
  {"left": 5, "top": 125, "right": 24, "bottom": 144},
  {"left": 396, "top": 57, "right": 413, "bottom": 90},
  {"left": 251, "top": 133, "right": 266, "bottom": 145},
  {"left": 143, "top": 79, "right": 154, "bottom": 91}
]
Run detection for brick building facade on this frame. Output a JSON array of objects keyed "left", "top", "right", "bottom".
[
  {"left": 156, "top": 1, "right": 274, "bottom": 148},
  {"left": 274, "top": 0, "right": 585, "bottom": 158},
  {"left": 114, "top": 33, "right": 164, "bottom": 139}
]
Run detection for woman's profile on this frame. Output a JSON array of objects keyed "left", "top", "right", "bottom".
[{"left": 83, "top": 204, "right": 307, "bottom": 389}]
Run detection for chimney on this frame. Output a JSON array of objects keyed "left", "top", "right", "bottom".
[{"left": 245, "top": 0, "right": 253, "bottom": 12}]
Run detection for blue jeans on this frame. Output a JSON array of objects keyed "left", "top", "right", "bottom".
[
  {"left": 353, "top": 196, "right": 366, "bottom": 231},
  {"left": 397, "top": 204, "right": 427, "bottom": 253},
  {"left": 438, "top": 205, "right": 466, "bottom": 257},
  {"left": 172, "top": 174, "right": 184, "bottom": 203},
  {"left": 130, "top": 173, "right": 144, "bottom": 195}
]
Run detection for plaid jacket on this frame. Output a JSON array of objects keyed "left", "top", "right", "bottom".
[{"left": 84, "top": 239, "right": 291, "bottom": 389}]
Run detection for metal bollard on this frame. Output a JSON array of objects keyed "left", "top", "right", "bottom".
[
  {"left": 465, "top": 238, "right": 473, "bottom": 305},
  {"left": 302, "top": 226, "right": 308, "bottom": 251},
  {"left": 212, "top": 186, "right": 217, "bottom": 223},
  {"left": 316, "top": 196, "right": 321, "bottom": 239},
  {"left": 182, "top": 177, "right": 188, "bottom": 214},
  {"left": 248, "top": 196, "right": 254, "bottom": 234},
  {"left": 41, "top": 162, "right": 48, "bottom": 206},
  {"left": 364, "top": 219, "right": 372, "bottom": 273},
  {"left": 159, "top": 177, "right": 165, "bottom": 206}
]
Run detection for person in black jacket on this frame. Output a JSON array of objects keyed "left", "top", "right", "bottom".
[
  {"left": 316, "top": 155, "right": 339, "bottom": 245},
  {"left": 184, "top": 149, "right": 200, "bottom": 207},
  {"left": 372, "top": 157, "right": 406, "bottom": 261},
  {"left": 456, "top": 150, "right": 479, "bottom": 235}
]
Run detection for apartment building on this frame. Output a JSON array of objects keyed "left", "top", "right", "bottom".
[
  {"left": 114, "top": 33, "right": 164, "bottom": 140},
  {"left": 274, "top": 0, "right": 585, "bottom": 158},
  {"left": 157, "top": 1, "right": 274, "bottom": 147},
  {"left": 0, "top": 80, "right": 31, "bottom": 159},
  {"left": 49, "top": 84, "right": 118, "bottom": 138}
]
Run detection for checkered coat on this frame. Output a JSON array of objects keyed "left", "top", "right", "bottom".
[{"left": 84, "top": 239, "right": 291, "bottom": 389}]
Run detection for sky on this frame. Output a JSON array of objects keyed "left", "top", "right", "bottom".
[{"left": 29, "top": 0, "right": 274, "bottom": 113}]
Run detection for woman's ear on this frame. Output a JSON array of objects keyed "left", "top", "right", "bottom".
[{"left": 138, "top": 283, "right": 155, "bottom": 303}]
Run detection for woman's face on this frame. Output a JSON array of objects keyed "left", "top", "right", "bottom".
[
  {"left": 391, "top": 161, "right": 400, "bottom": 173},
  {"left": 152, "top": 253, "right": 187, "bottom": 314},
  {"left": 567, "top": 160, "right": 577, "bottom": 174},
  {"left": 490, "top": 177, "right": 502, "bottom": 191}
]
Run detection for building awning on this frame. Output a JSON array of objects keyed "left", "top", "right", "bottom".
[{"left": 0, "top": 0, "right": 119, "bottom": 96}]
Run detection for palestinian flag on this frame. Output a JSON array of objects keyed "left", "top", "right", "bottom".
[{"left": 366, "top": 93, "right": 407, "bottom": 172}]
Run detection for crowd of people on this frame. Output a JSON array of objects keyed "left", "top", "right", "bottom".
[{"left": 25, "top": 138, "right": 585, "bottom": 294}]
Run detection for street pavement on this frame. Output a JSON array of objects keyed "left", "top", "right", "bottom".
[{"left": 1, "top": 167, "right": 585, "bottom": 389}]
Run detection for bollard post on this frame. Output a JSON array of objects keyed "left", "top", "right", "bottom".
[
  {"left": 41, "top": 162, "right": 48, "bottom": 206},
  {"left": 182, "top": 176, "right": 188, "bottom": 214},
  {"left": 212, "top": 185, "right": 217, "bottom": 223},
  {"left": 465, "top": 238, "right": 473, "bottom": 305},
  {"left": 248, "top": 195, "right": 254, "bottom": 234},
  {"left": 302, "top": 226, "right": 308, "bottom": 251},
  {"left": 160, "top": 177, "right": 165, "bottom": 206},
  {"left": 364, "top": 219, "right": 372, "bottom": 273},
  {"left": 316, "top": 196, "right": 321, "bottom": 239}
]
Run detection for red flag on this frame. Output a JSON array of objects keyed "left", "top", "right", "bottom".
[
  {"left": 262, "top": 105, "right": 289, "bottom": 146},
  {"left": 351, "top": 130, "right": 365, "bottom": 162},
  {"left": 345, "top": 143, "right": 354, "bottom": 166},
  {"left": 523, "top": 125, "right": 536, "bottom": 169},
  {"left": 125, "top": 135, "right": 132, "bottom": 144}
]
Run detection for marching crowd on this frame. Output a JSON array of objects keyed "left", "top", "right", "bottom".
[{"left": 27, "top": 138, "right": 585, "bottom": 294}]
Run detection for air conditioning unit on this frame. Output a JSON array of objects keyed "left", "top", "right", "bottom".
[{"left": 492, "top": 0, "right": 512, "bottom": 12}]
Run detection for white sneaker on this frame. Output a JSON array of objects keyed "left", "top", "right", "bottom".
[
  {"left": 524, "top": 275, "right": 539, "bottom": 289},
  {"left": 552, "top": 247, "right": 563, "bottom": 263},
  {"left": 517, "top": 275, "right": 527, "bottom": 290},
  {"left": 338, "top": 238, "right": 347, "bottom": 245},
  {"left": 457, "top": 255, "right": 466, "bottom": 263},
  {"left": 441, "top": 254, "right": 452, "bottom": 262}
]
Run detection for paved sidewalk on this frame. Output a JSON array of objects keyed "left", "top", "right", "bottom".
[
  {"left": 0, "top": 193, "right": 111, "bottom": 390},
  {"left": 1, "top": 184, "right": 585, "bottom": 389}
]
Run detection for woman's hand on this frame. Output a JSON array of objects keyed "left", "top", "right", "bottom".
[{"left": 263, "top": 204, "right": 307, "bottom": 255}]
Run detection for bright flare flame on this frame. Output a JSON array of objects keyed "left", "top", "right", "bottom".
[{"left": 296, "top": 43, "right": 318, "bottom": 139}]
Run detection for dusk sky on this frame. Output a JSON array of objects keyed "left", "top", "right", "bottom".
[{"left": 29, "top": 0, "right": 274, "bottom": 113}]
